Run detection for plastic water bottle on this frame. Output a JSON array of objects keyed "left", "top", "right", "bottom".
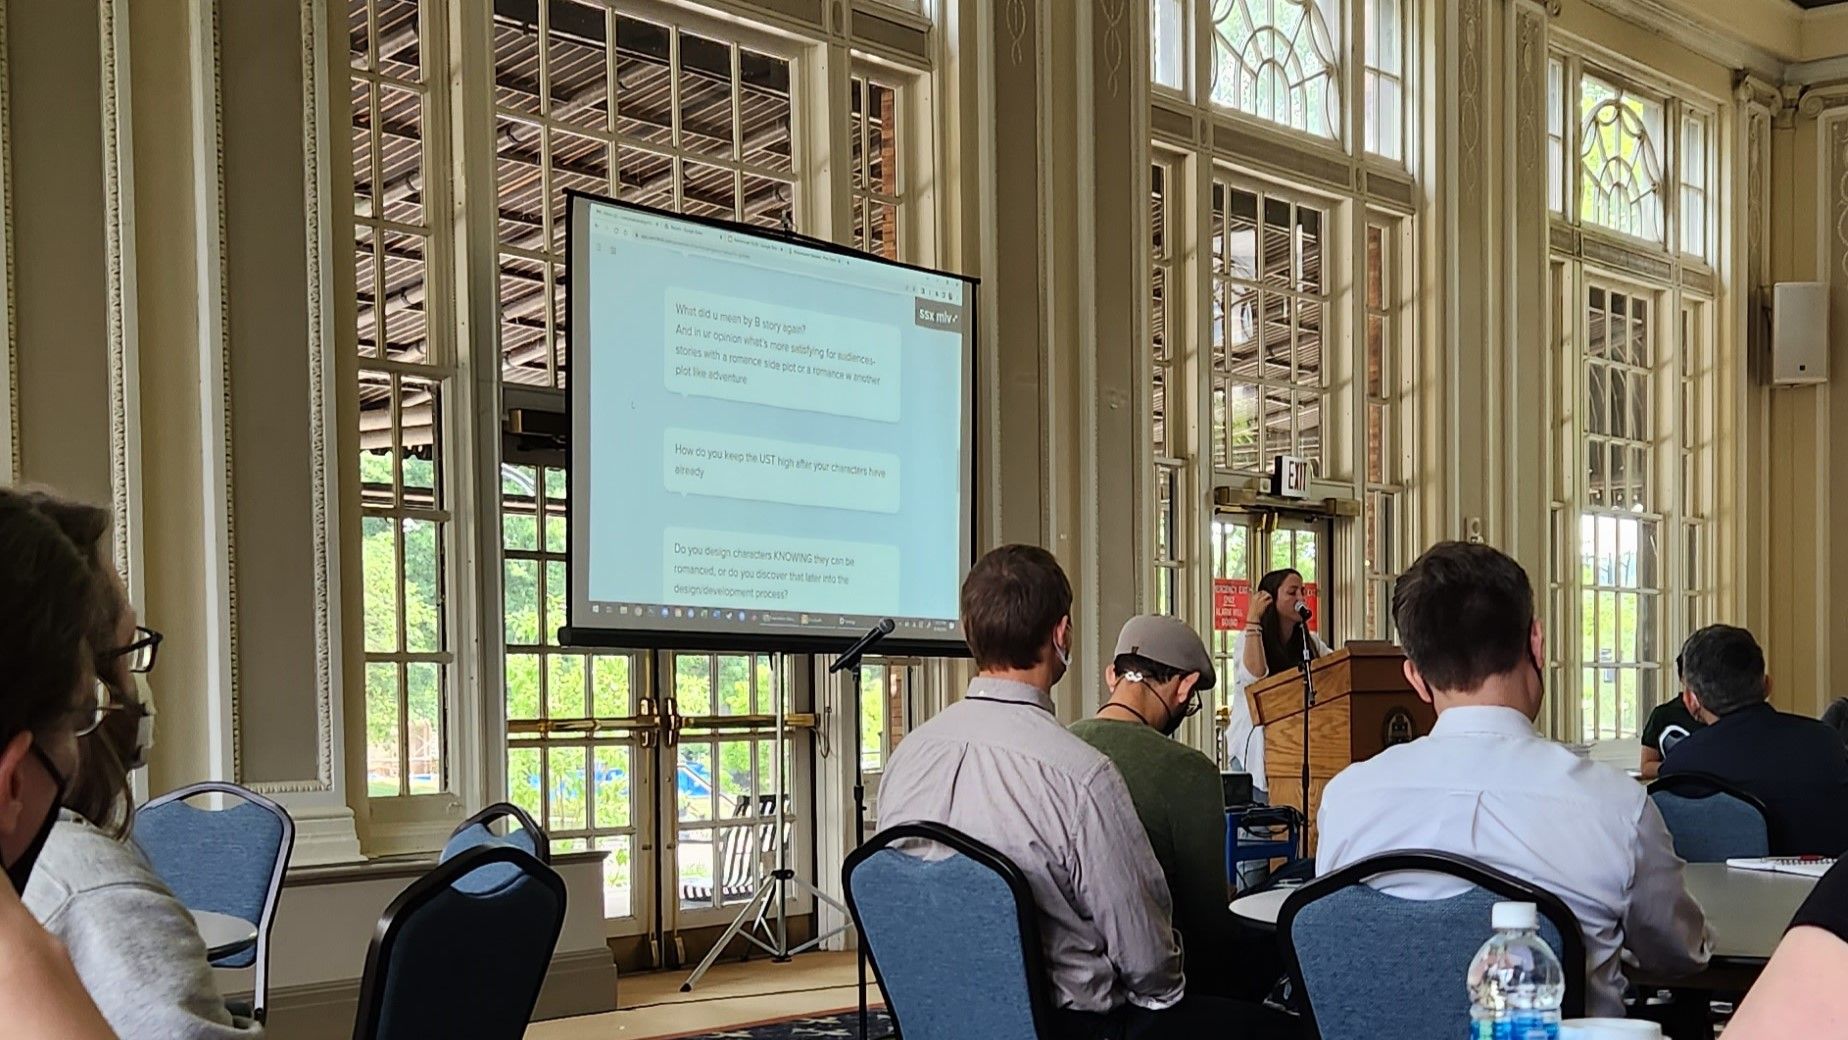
[{"left": 1467, "top": 901, "right": 1565, "bottom": 1040}]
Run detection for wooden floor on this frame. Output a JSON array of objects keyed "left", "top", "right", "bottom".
[{"left": 527, "top": 951, "right": 871, "bottom": 1040}]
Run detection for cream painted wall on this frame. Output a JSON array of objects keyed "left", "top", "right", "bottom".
[
  {"left": 1762, "top": 89, "right": 1848, "bottom": 718},
  {"left": 11, "top": 0, "right": 363, "bottom": 862},
  {"left": 9, "top": 0, "right": 112, "bottom": 510}
]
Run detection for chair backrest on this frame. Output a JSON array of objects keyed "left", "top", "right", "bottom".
[
  {"left": 352, "top": 845, "right": 567, "bottom": 1040},
  {"left": 1649, "top": 772, "right": 1772, "bottom": 861},
  {"left": 441, "top": 802, "right": 550, "bottom": 895},
  {"left": 844, "top": 823, "right": 1053, "bottom": 1040},
  {"left": 134, "top": 781, "right": 294, "bottom": 1016},
  {"left": 1280, "top": 850, "right": 1588, "bottom": 1040}
]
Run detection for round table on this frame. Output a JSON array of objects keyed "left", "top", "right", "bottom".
[
  {"left": 189, "top": 909, "right": 258, "bottom": 961},
  {"left": 1229, "top": 885, "right": 1296, "bottom": 929},
  {"left": 1228, "top": 862, "right": 1817, "bottom": 970},
  {"left": 1678, "top": 862, "right": 1815, "bottom": 966}
]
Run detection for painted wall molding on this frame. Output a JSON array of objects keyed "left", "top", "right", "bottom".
[
  {"left": 0, "top": 1, "right": 13, "bottom": 483},
  {"left": 101, "top": 0, "right": 143, "bottom": 600},
  {"left": 1461, "top": 0, "right": 1484, "bottom": 198},
  {"left": 1797, "top": 81, "right": 1848, "bottom": 118},
  {"left": 257, "top": 0, "right": 346, "bottom": 801},
  {"left": 190, "top": 0, "right": 355, "bottom": 859},
  {"left": 193, "top": 0, "right": 240, "bottom": 786}
]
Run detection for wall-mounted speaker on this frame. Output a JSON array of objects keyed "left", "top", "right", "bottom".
[{"left": 1772, "top": 282, "right": 1829, "bottom": 386}]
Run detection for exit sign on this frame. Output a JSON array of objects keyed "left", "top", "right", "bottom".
[{"left": 1271, "top": 455, "right": 1310, "bottom": 499}]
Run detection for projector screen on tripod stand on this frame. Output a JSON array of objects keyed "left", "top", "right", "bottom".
[{"left": 561, "top": 192, "right": 977, "bottom": 655}]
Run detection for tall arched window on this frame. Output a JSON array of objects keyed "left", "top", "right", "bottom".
[
  {"left": 1579, "top": 74, "right": 1666, "bottom": 245},
  {"left": 1147, "top": 0, "right": 1417, "bottom": 765},
  {"left": 1545, "top": 53, "right": 1717, "bottom": 744},
  {"left": 1208, "top": 0, "right": 1341, "bottom": 139}
]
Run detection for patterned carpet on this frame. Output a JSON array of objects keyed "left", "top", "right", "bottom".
[{"left": 682, "top": 1008, "right": 894, "bottom": 1039}]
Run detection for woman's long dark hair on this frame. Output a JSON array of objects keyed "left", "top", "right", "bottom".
[
  {"left": 17, "top": 489, "right": 137, "bottom": 837},
  {"left": 0, "top": 488, "right": 108, "bottom": 749},
  {"left": 1257, "top": 567, "right": 1318, "bottom": 675}
]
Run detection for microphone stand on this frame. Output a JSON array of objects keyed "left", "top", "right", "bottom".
[
  {"left": 1297, "top": 613, "right": 1315, "bottom": 853},
  {"left": 828, "top": 620, "right": 894, "bottom": 1040}
]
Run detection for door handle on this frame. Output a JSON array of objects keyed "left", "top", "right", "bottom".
[{"left": 663, "top": 698, "right": 684, "bottom": 748}]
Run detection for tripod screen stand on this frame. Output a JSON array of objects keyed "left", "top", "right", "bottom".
[
  {"left": 679, "top": 652, "right": 853, "bottom": 993},
  {"left": 680, "top": 620, "right": 896, "bottom": 1017}
]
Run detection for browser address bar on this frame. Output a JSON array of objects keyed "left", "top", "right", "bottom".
[{"left": 591, "top": 214, "right": 959, "bottom": 303}]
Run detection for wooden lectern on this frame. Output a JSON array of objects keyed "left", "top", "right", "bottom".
[{"left": 1246, "top": 643, "right": 1434, "bottom": 851}]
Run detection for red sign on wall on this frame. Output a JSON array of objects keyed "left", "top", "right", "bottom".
[
  {"left": 1213, "top": 578, "right": 1251, "bottom": 631},
  {"left": 1303, "top": 581, "right": 1320, "bottom": 624}
]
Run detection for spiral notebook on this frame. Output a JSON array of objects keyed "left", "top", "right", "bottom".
[{"left": 1725, "top": 856, "right": 1835, "bottom": 879}]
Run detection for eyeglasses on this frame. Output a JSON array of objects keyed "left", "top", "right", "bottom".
[
  {"left": 101, "top": 627, "right": 162, "bottom": 675},
  {"left": 75, "top": 680, "right": 132, "bottom": 738}
]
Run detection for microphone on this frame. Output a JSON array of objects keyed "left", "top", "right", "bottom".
[
  {"left": 829, "top": 618, "right": 896, "bottom": 673},
  {"left": 1294, "top": 601, "right": 1312, "bottom": 622}
]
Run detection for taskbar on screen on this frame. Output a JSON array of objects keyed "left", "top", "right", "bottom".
[{"left": 584, "top": 601, "right": 957, "bottom": 635}]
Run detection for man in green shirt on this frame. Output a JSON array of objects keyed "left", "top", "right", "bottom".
[{"left": 1071, "top": 615, "right": 1266, "bottom": 1000}]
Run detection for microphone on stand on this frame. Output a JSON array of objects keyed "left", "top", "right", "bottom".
[
  {"left": 1294, "top": 601, "right": 1313, "bottom": 622},
  {"left": 828, "top": 618, "right": 896, "bottom": 674}
]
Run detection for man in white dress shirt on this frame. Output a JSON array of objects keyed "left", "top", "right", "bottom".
[{"left": 1315, "top": 541, "right": 1710, "bottom": 1017}]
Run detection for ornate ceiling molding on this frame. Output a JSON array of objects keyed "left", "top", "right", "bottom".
[
  {"left": 1580, "top": 0, "right": 1785, "bottom": 81},
  {"left": 1734, "top": 72, "right": 1784, "bottom": 114},
  {"left": 1797, "top": 80, "right": 1848, "bottom": 119}
]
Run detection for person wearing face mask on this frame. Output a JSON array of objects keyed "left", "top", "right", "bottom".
[
  {"left": 1070, "top": 616, "right": 1273, "bottom": 1001},
  {"left": 18, "top": 491, "right": 260, "bottom": 1039},
  {"left": 1225, "top": 568, "right": 1329, "bottom": 807},
  {"left": 1314, "top": 542, "right": 1710, "bottom": 1017},
  {"left": 0, "top": 486, "right": 128, "bottom": 1038},
  {"left": 876, "top": 548, "right": 1300, "bottom": 1039}
]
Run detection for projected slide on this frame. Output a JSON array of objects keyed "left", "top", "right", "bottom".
[{"left": 567, "top": 196, "right": 974, "bottom": 651}]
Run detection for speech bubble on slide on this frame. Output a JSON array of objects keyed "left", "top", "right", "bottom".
[
  {"left": 663, "top": 527, "right": 900, "bottom": 615},
  {"left": 662, "top": 287, "right": 901, "bottom": 422},
  {"left": 663, "top": 428, "right": 900, "bottom": 515}
]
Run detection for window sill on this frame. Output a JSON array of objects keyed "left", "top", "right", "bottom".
[{"left": 284, "top": 848, "right": 608, "bottom": 887}]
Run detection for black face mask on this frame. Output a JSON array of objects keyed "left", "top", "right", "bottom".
[
  {"left": 1159, "top": 688, "right": 1203, "bottom": 738},
  {"left": 4, "top": 744, "right": 67, "bottom": 894}
]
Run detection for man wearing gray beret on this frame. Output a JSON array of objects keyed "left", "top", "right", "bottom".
[{"left": 1072, "top": 615, "right": 1266, "bottom": 1001}]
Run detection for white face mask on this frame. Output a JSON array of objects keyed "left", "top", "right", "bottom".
[
  {"left": 1055, "top": 639, "right": 1071, "bottom": 668},
  {"left": 129, "top": 707, "right": 155, "bottom": 771}
]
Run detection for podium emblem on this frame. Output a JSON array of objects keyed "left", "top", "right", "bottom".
[{"left": 1382, "top": 708, "right": 1415, "bottom": 747}]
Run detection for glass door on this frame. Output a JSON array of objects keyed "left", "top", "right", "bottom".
[
  {"left": 665, "top": 653, "right": 811, "bottom": 956},
  {"left": 1208, "top": 508, "right": 1333, "bottom": 769},
  {"left": 502, "top": 465, "right": 815, "bottom": 970}
]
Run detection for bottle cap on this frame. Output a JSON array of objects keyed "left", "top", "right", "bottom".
[{"left": 1493, "top": 901, "right": 1538, "bottom": 930}]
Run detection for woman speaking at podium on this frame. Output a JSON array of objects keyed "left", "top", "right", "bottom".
[{"left": 1224, "top": 568, "right": 1329, "bottom": 805}]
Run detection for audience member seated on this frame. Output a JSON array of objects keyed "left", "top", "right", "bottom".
[
  {"left": 0, "top": 487, "right": 127, "bottom": 1038},
  {"left": 1639, "top": 690, "right": 1705, "bottom": 780},
  {"left": 1657, "top": 624, "right": 1848, "bottom": 856},
  {"left": 876, "top": 546, "right": 1298, "bottom": 1039},
  {"left": 1725, "top": 857, "right": 1848, "bottom": 1037},
  {"left": 1070, "top": 615, "right": 1273, "bottom": 1001},
  {"left": 1315, "top": 541, "right": 1710, "bottom": 1018},
  {"left": 16, "top": 490, "right": 260, "bottom": 1039}
]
